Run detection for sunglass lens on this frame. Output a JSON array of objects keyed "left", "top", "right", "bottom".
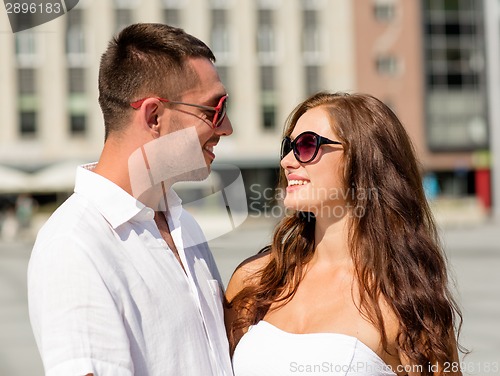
[
  {"left": 280, "top": 138, "right": 292, "bottom": 160},
  {"left": 214, "top": 96, "right": 228, "bottom": 127},
  {"left": 295, "top": 133, "right": 318, "bottom": 162}
]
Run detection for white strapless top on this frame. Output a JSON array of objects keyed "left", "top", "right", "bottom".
[{"left": 232, "top": 321, "right": 397, "bottom": 376}]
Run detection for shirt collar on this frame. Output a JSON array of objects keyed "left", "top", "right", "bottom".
[{"left": 74, "top": 163, "right": 183, "bottom": 229}]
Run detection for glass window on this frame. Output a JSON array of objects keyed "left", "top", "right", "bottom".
[
  {"left": 305, "top": 65, "right": 321, "bottom": 96},
  {"left": 302, "top": 9, "right": 321, "bottom": 61},
  {"left": 374, "top": 2, "right": 395, "bottom": 21},
  {"left": 68, "top": 94, "right": 87, "bottom": 136},
  {"left": 375, "top": 55, "right": 399, "bottom": 75},
  {"left": 164, "top": 8, "right": 181, "bottom": 27},
  {"left": 70, "top": 114, "right": 86, "bottom": 135},
  {"left": 260, "top": 66, "right": 275, "bottom": 91},
  {"left": 300, "top": 0, "right": 324, "bottom": 10},
  {"left": 423, "top": 0, "right": 487, "bottom": 151},
  {"left": 68, "top": 68, "right": 85, "bottom": 94},
  {"left": 66, "top": 9, "right": 85, "bottom": 65},
  {"left": 258, "top": 0, "right": 279, "bottom": 9},
  {"left": 114, "top": 0, "right": 139, "bottom": 8},
  {"left": 15, "top": 31, "right": 37, "bottom": 66},
  {"left": 115, "top": 9, "right": 132, "bottom": 33},
  {"left": 443, "top": 0, "right": 460, "bottom": 11},
  {"left": 210, "top": 0, "right": 230, "bottom": 7},
  {"left": 19, "top": 111, "right": 37, "bottom": 136},
  {"left": 18, "top": 68, "right": 36, "bottom": 95},
  {"left": 260, "top": 66, "right": 276, "bottom": 130},
  {"left": 257, "top": 8, "right": 276, "bottom": 61},
  {"left": 262, "top": 105, "right": 276, "bottom": 130},
  {"left": 211, "top": 9, "right": 230, "bottom": 58},
  {"left": 216, "top": 66, "right": 230, "bottom": 95}
]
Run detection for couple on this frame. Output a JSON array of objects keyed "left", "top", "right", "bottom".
[{"left": 28, "top": 23, "right": 463, "bottom": 376}]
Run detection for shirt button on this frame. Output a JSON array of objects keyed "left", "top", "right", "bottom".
[
  {"left": 158, "top": 239, "right": 167, "bottom": 247},
  {"left": 144, "top": 209, "right": 154, "bottom": 220}
]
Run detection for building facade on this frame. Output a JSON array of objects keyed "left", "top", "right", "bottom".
[
  {"left": 353, "top": 0, "right": 494, "bottom": 217},
  {"left": 0, "top": 0, "right": 496, "bottom": 218}
]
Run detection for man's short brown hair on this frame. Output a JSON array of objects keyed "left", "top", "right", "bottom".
[{"left": 98, "top": 23, "right": 216, "bottom": 139}]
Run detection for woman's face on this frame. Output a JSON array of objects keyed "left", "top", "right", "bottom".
[{"left": 280, "top": 106, "right": 346, "bottom": 218}]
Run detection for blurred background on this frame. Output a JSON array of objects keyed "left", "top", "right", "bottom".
[{"left": 0, "top": 0, "right": 499, "bottom": 374}]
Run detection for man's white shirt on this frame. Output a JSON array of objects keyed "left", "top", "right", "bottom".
[{"left": 28, "top": 163, "right": 233, "bottom": 376}]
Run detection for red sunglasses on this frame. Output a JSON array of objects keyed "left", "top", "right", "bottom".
[{"left": 130, "top": 94, "right": 228, "bottom": 128}]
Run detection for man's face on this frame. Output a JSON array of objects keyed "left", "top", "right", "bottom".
[
  {"left": 127, "top": 58, "right": 233, "bottom": 209},
  {"left": 159, "top": 57, "right": 233, "bottom": 169}
]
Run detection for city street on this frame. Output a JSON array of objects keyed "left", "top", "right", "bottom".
[{"left": 0, "top": 217, "right": 498, "bottom": 375}]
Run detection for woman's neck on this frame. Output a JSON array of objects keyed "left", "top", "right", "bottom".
[{"left": 311, "top": 213, "right": 351, "bottom": 267}]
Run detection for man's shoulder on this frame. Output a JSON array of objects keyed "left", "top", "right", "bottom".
[{"left": 33, "top": 193, "right": 108, "bottom": 252}]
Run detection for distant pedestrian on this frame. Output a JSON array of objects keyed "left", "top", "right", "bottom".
[{"left": 1, "top": 207, "right": 18, "bottom": 241}]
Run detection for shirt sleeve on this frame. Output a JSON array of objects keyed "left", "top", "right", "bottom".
[{"left": 28, "top": 235, "right": 134, "bottom": 376}]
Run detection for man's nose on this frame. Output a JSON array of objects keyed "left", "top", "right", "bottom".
[{"left": 215, "top": 116, "right": 233, "bottom": 136}]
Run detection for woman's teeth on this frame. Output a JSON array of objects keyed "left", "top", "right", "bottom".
[{"left": 289, "top": 180, "right": 309, "bottom": 186}]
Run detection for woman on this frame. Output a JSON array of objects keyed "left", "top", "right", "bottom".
[{"left": 225, "top": 92, "right": 464, "bottom": 376}]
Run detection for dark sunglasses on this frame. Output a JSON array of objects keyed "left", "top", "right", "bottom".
[
  {"left": 130, "top": 94, "right": 228, "bottom": 128},
  {"left": 281, "top": 131, "right": 342, "bottom": 163}
]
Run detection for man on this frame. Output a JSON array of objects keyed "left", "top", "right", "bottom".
[{"left": 28, "top": 23, "right": 233, "bottom": 376}]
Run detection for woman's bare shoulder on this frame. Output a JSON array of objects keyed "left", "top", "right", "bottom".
[{"left": 225, "top": 249, "right": 271, "bottom": 302}]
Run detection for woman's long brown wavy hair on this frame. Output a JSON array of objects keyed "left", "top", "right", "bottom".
[{"left": 228, "top": 92, "right": 464, "bottom": 374}]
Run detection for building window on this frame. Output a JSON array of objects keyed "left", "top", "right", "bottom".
[
  {"left": 375, "top": 55, "right": 399, "bottom": 75},
  {"left": 374, "top": 2, "right": 395, "bottom": 21},
  {"left": 162, "top": 0, "right": 184, "bottom": 26},
  {"left": 15, "top": 31, "right": 37, "bottom": 66},
  {"left": 305, "top": 65, "right": 321, "bottom": 96},
  {"left": 66, "top": 9, "right": 86, "bottom": 66},
  {"left": 19, "top": 111, "right": 37, "bottom": 136},
  {"left": 300, "top": 0, "right": 324, "bottom": 10},
  {"left": 217, "top": 66, "right": 230, "bottom": 93},
  {"left": 211, "top": 9, "right": 230, "bottom": 61},
  {"left": 162, "top": 0, "right": 185, "bottom": 7},
  {"left": 114, "top": 0, "right": 138, "bottom": 32},
  {"left": 18, "top": 68, "right": 36, "bottom": 95},
  {"left": 260, "top": 66, "right": 276, "bottom": 130},
  {"left": 210, "top": 0, "right": 230, "bottom": 7},
  {"left": 115, "top": 9, "right": 132, "bottom": 33},
  {"left": 302, "top": 9, "right": 321, "bottom": 63},
  {"left": 258, "top": 0, "right": 279, "bottom": 8},
  {"left": 423, "top": 0, "right": 487, "bottom": 151},
  {"left": 257, "top": 8, "right": 277, "bottom": 63},
  {"left": 163, "top": 8, "right": 181, "bottom": 27},
  {"left": 70, "top": 114, "right": 86, "bottom": 135},
  {"left": 260, "top": 65, "right": 275, "bottom": 91},
  {"left": 114, "top": 0, "right": 139, "bottom": 7},
  {"left": 68, "top": 68, "right": 85, "bottom": 94},
  {"left": 18, "top": 72, "right": 38, "bottom": 136},
  {"left": 262, "top": 104, "right": 276, "bottom": 130},
  {"left": 68, "top": 94, "right": 87, "bottom": 136}
]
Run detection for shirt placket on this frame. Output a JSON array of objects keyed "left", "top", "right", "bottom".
[{"left": 166, "top": 218, "right": 225, "bottom": 376}]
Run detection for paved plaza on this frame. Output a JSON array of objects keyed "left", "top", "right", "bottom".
[{"left": 0, "top": 217, "right": 498, "bottom": 375}]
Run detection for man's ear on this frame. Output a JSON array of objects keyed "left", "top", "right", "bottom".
[{"left": 141, "top": 100, "right": 163, "bottom": 138}]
